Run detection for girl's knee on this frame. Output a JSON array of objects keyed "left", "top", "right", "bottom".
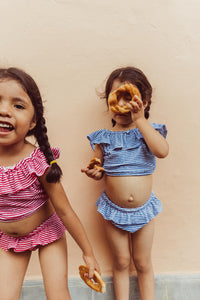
[
  {"left": 113, "top": 255, "right": 131, "bottom": 271},
  {"left": 133, "top": 256, "right": 152, "bottom": 274}
]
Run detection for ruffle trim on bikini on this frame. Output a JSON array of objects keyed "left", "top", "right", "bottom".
[
  {"left": 87, "top": 123, "right": 167, "bottom": 151},
  {"left": 0, "top": 147, "right": 60, "bottom": 194},
  {"left": 96, "top": 191, "right": 162, "bottom": 226},
  {"left": 0, "top": 213, "right": 65, "bottom": 252}
]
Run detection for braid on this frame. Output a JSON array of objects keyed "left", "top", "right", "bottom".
[
  {"left": 143, "top": 83, "right": 152, "bottom": 119},
  {"left": 112, "top": 119, "right": 116, "bottom": 127},
  {"left": 144, "top": 98, "right": 151, "bottom": 119},
  {"left": 33, "top": 114, "right": 62, "bottom": 183}
]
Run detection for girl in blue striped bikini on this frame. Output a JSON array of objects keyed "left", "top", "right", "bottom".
[{"left": 81, "top": 66, "right": 169, "bottom": 300}]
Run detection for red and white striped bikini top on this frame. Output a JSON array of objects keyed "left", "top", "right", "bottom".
[{"left": 0, "top": 147, "right": 60, "bottom": 222}]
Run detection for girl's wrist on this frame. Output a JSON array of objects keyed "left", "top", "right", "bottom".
[
  {"left": 98, "top": 171, "right": 104, "bottom": 180},
  {"left": 82, "top": 249, "right": 95, "bottom": 259},
  {"left": 134, "top": 116, "right": 148, "bottom": 128},
  {"left": 82, "top": 242, "right": 95, "bottom": 257}
]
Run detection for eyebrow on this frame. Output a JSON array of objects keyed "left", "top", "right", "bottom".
[{"left": 12, "top": 97, "right": 29, "bottom": 105}]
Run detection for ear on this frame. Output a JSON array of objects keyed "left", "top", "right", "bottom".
[
  {"left": 143, "top": 99, "right": 148, "bottom": 109},
  {"left": 29, "top": 118, "right": 36, "bottom": 131}
]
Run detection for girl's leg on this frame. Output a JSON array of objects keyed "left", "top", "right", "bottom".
[
  {"left": 103, "top": 220, "right": 131, "bottom": 300},
  {"left": 39, "top": 234, "right": 71, "bottom": 300},
  {"left": 131, "top": 219, "right": 155, "bottom": 300},
  {"left": 0, "top": 248, "right": 31, "bottom": 300}
]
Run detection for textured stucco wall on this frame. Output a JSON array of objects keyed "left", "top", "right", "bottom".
[{"left": 0, "top": 0, "right": 199, "bottom": 278}]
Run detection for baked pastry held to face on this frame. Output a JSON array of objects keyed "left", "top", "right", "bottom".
[{"left": 108, "top": 83, "right": 141, "bottom": 114}]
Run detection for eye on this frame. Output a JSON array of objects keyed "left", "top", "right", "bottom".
[
  {"left": 14, "top": 104, "right": 25, "bottom": 110},
  {"left": 125, "top": 96, "right": 132, "bottom": 101}
]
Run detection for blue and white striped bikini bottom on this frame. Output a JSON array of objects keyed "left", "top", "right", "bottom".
[{"left": 96, "top": 191, "right": 162, "bottom": 233}]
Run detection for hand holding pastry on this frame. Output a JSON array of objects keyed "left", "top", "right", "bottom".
[
  {"left": 79, "top": 265, "right": 106, "bottom": 293},
  {"left": 126, "top": 94, "right": 146, "bottom": 121},
  {"left": 81, "top": 158, "right": 104, "bottom": 180}
]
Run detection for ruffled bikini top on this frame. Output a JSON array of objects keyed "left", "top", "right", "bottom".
[
  {"left": 87, "top": 123, "right": 167, "bottom": 176},
  {"left": 0, "top": 147, "right": 60, "bottom": 222}
]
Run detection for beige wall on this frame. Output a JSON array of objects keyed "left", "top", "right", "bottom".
[{"left": 0, "top": 0, "right": 200, "bottom": 278}]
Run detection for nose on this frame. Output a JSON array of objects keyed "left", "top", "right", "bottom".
[
  {"left": 118, "top": 96, "right": 126, "bottom": 106},
  {"left": 0, "top": 102, "right": 12, "bottom": 117}
]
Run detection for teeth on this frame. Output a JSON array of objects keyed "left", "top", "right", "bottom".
[{"left": 0, "top": 123, "right": 13, "bottom": 129}]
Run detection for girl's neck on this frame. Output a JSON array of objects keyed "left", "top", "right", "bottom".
[
  {"left": 0, "top": 140, "right": 35, "bottom": 167},
  {"left": 112, "top": 122, "right": 136, "bottom": 131}
]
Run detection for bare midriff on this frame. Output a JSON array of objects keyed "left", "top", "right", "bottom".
[
  {"left": 0, "top": 201, "right": 55, "bottom": 237},
  {"left": 105, "top": 174, "right": 152, "bottom": 208}
]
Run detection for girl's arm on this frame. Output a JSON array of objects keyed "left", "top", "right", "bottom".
[
  {"left": 81, "top": 144, "right": 104, "bottom": 180},
  {"left": 127, "top": 97, "right": 169, "bottom": 158},
  {"left": 135, "top": 118, "right": 169, "bottom": 158},
  {"left": 39, "top": 174, "right": 100, "bottom": 278}
]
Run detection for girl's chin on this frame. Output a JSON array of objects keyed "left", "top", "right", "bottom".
[
  {"left": 114, "top": 114, "right": 130, "bottom": 120},
  {"left": 114, "top": 120, "right": 134, "bottom": 129},
  {"left": 114, "top": 115, "right": 132, "bottom": 122}
]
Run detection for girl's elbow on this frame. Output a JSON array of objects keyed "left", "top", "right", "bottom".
[
  {"left": 156, "top": 153, "right": 168, "bottom": 159},
  {"left": 156, "top": 146, "right": 169, "bottom": 158}
]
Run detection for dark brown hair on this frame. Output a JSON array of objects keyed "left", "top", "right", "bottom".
[
  {"left": 0, "top": 67, "right": 62, "bottom": 183},
  {"left": 103, "top": 66, "right": 152, "bottom": 123}
]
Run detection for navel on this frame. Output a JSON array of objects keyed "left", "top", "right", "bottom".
[
  {"left": 10, "top": 232, "right": 19, "bottom": 236},
  {"left": 128, "top": 194, "right": 135, "bottom": 202}
]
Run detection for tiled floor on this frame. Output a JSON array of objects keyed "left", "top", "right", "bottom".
[{"left": 21, "top": 274, "right": 200, "bottom": 300}]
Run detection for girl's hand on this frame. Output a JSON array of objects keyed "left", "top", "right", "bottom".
[
  {"left": 83, "top": 253, "right": 101, "bottom": 278},
  {"left": 127, "top": 95, "right": 146, "bottom": 122},
  {"left": 81, "top": 166, "right": 104, "bottom": 180}
]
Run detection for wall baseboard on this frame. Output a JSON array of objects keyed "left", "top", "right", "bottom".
[{"left": 21, "top": 274, "right": 200, "bottom": 300}]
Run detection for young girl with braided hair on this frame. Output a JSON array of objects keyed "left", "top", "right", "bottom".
[
  {"left": 82, "top": 66, "right": 169, "bottom": 300},
  {"left": 0, "top": 67, "right": 100, "bottom": 300}
]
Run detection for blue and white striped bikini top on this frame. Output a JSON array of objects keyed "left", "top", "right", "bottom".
[{"left": 87, "top": 123, "right": 167, "bottom": 176}]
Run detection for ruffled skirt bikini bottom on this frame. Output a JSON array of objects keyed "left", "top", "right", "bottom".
[
  {"left": 96, "top": 191, "right": 162, "bottom": 233},
  {"left": 0, "top": 212, "right": 66, "bottom": 252}
]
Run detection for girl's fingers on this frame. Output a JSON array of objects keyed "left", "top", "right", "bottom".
[
  {"left": 127, "top": 96, "right": 144, "bottom": 113},
  {"left": 81, "top": 167, "right": 102, "bottom": 180},
  {"left": 127, "top": 102, "right": 140, "bottom": 113},
  {"left": 133, "top": 95, "right": 143, "bottom": 105},
  {"left": 88, "top": 266, "right": 95, "bottom": 279}
]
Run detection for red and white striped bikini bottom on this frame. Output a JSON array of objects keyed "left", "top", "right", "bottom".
[{"left": 0, "top": 212, "right": 66, "bottom": 252}]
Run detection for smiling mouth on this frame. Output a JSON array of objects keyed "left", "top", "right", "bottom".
[{"left": 0, "top": 122, "right": 14, "bottom": 132}]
